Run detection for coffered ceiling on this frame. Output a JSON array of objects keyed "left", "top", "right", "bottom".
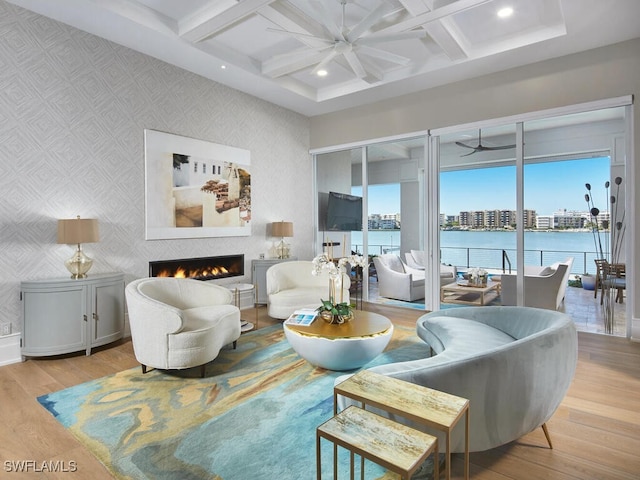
[{"left": 7, "top": 0, "right": 640, "bottom": 116}]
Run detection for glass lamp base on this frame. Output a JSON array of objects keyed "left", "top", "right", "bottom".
[
  {"left": 276, "top": 240, "right": 291, "bottom": 259},
  {"left": 65, "top": 245, "right": 94, "bottom": 279}
]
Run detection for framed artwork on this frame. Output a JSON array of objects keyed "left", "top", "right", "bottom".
[{"left": 144, "top": 129, "right": 251, "bottom": 240}]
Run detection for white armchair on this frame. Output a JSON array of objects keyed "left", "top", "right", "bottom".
[
  {"left": 501, "top": 257, "right": 573, "bottom": 310},
  {"left": 125, "top": 277, "right": 241, "bottom": 377},
  {"left": 373, "top": 254, "right": 424, "bottom": 302},
  {"left": 403, "top": 250, "right": 458, "bottom": 285},
  {"left": 266, "top": 261, "right": 350, "bottom": 319}
]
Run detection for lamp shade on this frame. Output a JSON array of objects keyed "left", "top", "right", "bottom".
[
  {"left": 271, "top": 221, "right": 293, "bottom": 238},
  {"left": 57, "top": 217, "right": 99, "bottom": 244}
]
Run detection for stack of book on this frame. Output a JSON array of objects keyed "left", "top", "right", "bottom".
[{"left": 284, "top": 308, "right": 318, "bottom": 326}]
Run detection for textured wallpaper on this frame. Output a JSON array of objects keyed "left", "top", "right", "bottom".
[{"left": 0, "top": 1, "right": 312, "bottom": 333}]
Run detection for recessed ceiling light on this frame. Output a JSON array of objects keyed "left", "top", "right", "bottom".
[
  {"left": 497, "top": 7, "right": 513, "bottom": 18},
  {"left": 221, "top": 65, "right": 227, "bottom": 70},
  {"left": 316, "top": 69, "right": 328, "bottom": 77}
]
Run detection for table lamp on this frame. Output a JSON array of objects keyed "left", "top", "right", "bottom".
[
  {"left": 57, "top": 215, "right": 100, "bottom": 279},
  {"left": 271, "top": 221, "right": 293, "bottom": 259}
]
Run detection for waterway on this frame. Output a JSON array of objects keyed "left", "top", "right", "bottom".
[{"left": 351, "top": 229, "right": 607, "bottom": 274}]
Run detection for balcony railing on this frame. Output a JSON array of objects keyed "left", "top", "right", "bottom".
[{"left": 353, "top": 243, "right": 600, "bottom": 275}]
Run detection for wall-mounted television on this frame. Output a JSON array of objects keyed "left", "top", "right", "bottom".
[{"left": 326, "top": 191, "right": 363, "bottom": 231}]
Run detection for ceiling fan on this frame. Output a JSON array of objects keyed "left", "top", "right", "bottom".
[
  {"left": 455, "top": 129, "right": 516, "bottom": 156},
  {"left": 265, "top": 0, "right": 426, "bottom": 80}
]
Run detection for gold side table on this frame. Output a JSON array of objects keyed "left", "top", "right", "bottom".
[
  {"left": 334, "top": 370, "right": 469, "bottom": 480},
  {"left": 317, "top": 406, "right": 438, "bottom": 480}
]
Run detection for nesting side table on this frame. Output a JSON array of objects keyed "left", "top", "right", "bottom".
[
  {"left": 316, "top": 406, "right": 438, "bottom": 480},
  {"left": 226, "top": 282, "right": 256, "bottom": 332},
  {"left": 334, "top": 369, "right": 469, "bottom": 480}
]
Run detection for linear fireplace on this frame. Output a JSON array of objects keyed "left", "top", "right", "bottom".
[{"left": 149, "top": 254, "right": 244, "bottom": 280}]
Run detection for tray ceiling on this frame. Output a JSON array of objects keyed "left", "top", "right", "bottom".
[{"left": 6, "top": 0, "right": 640, "bottom": 116}]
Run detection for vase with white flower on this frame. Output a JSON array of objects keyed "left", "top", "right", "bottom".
[
  {"left": 311, "top": 253, "right": 369, "bottom": 324},
  {"left": 468, "top": 267, "right": 488, "bottom": 287}
]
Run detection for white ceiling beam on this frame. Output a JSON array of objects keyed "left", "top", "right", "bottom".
[
  {"left": 180, "top": 0, "right": 276, "bottom": 43},
  {"left": 358, "top": 56, "right": 385, "bottom": 81},
  {"left": 357, "top": 45, "right": 411, "bottom": 66},
  {"left": 346, "top": 3, "right": 395, "bottom": 42},
  {"left": 87, "top": 0, "right": 177, "bottom": 34},
  {"left": 423, "top": 22, "right": 467, "bottom": 61},
  {"left": 397, "top": 0, "right": 431, "bottom": 17},
  {"left": 375, "top": 0, "right": 492, "bottom": 34},
  {"left": 397, "top": 0, "right": 468, "bottom": 60},
  {"left": 179, "top": 0, "right": 237, "bottom": 35},
  {"left": 259, "top": 2, "right": 326, "bottom": 43}
]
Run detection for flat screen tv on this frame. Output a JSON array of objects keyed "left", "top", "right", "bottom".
[{"left": 326, "top": 191, "right": 363, "bottom": 231}]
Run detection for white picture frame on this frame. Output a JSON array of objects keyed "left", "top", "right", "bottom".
[{"left": 144, "top": 129, "right": 251, "bottom": 240}]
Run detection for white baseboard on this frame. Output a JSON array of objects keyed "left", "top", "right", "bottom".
[{"left": 0, "top": 333, "right": 22, "bottom": 366}]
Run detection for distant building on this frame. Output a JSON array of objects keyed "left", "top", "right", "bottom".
[
  {"left": 452, "top": 208, "right": 536, "bottom": 229},
  {"left": 553, "top": 209, "right": 585, "bottom": 229},
  {"left": 536, "top": 215, "right": 554, "bottom": 229},
  {"left": 369, "top": 213, "right": 400, "bottom": 229},
  {"left": 368, "top": 213, "right": 381, "bottom": 230},
  {"left": 379, "top": 213, "right": 400, "bottom": 229},
  {"left": 523, "top": 209, "right": 537, "bottom": 229}
]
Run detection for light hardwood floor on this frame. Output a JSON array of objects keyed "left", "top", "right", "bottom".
[{"left": 1, "top": 304, "right": 639, "bottom": 479}]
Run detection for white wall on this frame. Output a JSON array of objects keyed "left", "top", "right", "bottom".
[{"left": 0, "top": 1, "right": 313, "bottom": 335}]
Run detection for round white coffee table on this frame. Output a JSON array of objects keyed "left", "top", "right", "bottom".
[{"left": 283, "top": 310, "right": 393, "bottom": 371}]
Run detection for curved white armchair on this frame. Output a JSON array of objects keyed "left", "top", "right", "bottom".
[
  {"left": 125, "top": 277, "right": 241, "bottom": 376},
  {"left": 266, "top": 261, "right": 350, "bottom": 319},
  {"left": 501, "top": 257, "right": 573, "bottom": 310},
  {"left": 404, "top": 250, "right": 458, "bottom": 285},
  {"left": 373, "top": 254, "right": 425, "bottom": 302}
]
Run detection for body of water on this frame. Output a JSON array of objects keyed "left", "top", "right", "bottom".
[{"left": 351, "top": 230, "right": 606, "bottom": 274}]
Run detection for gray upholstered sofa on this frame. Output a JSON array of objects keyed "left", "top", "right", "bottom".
[{"left": 336, "top": 306, "right": 578, "bottom": 452}]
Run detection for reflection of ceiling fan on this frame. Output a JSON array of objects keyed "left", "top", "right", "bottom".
[
  {"left": 455, "top": 130, "right": 516, "bottom": 156},
  {"left": 265, "top": 0, "right": 426, "bottom": 79}
]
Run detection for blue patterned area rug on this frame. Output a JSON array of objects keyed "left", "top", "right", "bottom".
[{"left": 38, "top": 324, "right": 435, "bottom": 480}]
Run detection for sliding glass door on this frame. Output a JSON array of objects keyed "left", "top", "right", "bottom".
[
  {"left": 314, "top": 135, "right": 427, "bottom": 305},
  {"left": 522, "top": 107, "right": 627, "bottom": 334},
  {"left": 433, "top": 104, "right": 629, "bottom": 335},
  {"left": 438, "top": 124, "right": 517, "bottom": 277},
  {"left": 313, "top": 99, "right": 631, "bottom": 336}
]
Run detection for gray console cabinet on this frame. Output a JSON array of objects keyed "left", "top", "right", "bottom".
[
  {"left": 251, "top": 258, "right": 297, "bottom": 304},
  {"left": 21, "top": 273, "right": 125, "bottom": 357}
]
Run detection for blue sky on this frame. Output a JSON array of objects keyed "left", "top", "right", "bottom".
[{"left": 355, "top": 157, "right": 610, "bottom": 216}]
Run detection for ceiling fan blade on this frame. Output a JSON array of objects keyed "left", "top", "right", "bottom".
[
  {"left": 343, "top": 50, "right": 367, "bottom": 78},
  {"left": 358, "top": 30, "right": 427, "bottom": 45},
  {"left": 311, "top": 50, "right": 340, "bottom": 75},
  {"left": 455, "top": 141, "right": 476, "bottom": 149},
  {"left": 460, "top": 150, "right": 478, "bottom": 157},
  {"left": 346, "top": 3, "right": 393, "bottom": 42},
  {"left": 266, "top": 28, "right": 333, "bottom": 48},
  {"left": 356, "top": 45, "right": 410, "bottom": 66},
  {"left": 483, "top": 144, "right": 517, "bottom": 150},
  {"left": 309, "top": 0, "right": 345, "bottom": 40}
]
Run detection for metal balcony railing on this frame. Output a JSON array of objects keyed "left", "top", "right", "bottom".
[{"left": 352, "top": 243, "right": 600, "bottom": 275}]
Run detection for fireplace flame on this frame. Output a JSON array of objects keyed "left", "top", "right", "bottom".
[{"left": 156, "top": 266, "right": 230, "bottom": 279}]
